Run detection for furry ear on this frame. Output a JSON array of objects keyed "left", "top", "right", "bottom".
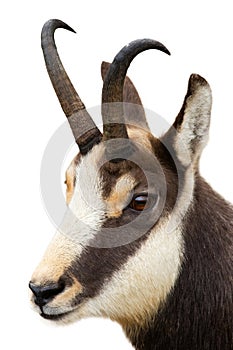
[
  {"left": 101, "top": 61, "right": 149, "bottom": 130},
  {"left": 163, "top": 74, "right": 212, "bottom": 166}
]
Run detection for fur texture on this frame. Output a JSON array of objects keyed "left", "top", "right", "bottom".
[{"left": 30, "top": 42, "right": 233, "bottom": 349}]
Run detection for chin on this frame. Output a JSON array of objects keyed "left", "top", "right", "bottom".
[{"left": 38, "top": 302, "right": 92, "bottom": 326}]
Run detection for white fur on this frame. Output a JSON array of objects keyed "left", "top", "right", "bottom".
[
  {"left": 59, "top": 143, "right": 106, "bottom": 243},
  {"left": 62, "top": 217, "right": 184, "bottom": 329},
  {"left": 30, "top": 144, "right": 107, "bottom": 314}
]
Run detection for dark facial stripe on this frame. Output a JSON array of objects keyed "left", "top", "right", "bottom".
[
  {"left": 68, "top": 224, "right": 148, "bottom": 302},
  {"left": 66, "top": 137, "right": 180, "bottom": 304}
]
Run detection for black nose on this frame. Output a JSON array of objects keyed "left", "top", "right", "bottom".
[{"left": 29, "top": 281, "right": 65, "bottom": 308}]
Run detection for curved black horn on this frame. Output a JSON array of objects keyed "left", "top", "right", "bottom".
[
  {"left": 41, "top": 19, "right": 102, "bottom": 155},
  {"left": 102, "top": 39, "right": 170, "bottom": 140}
]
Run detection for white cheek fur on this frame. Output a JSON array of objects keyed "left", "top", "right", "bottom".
[
  {"left": 59, "top": 144, "right": 106, "bottom": 245},
  {"left": 69, "top": 216, "right": 184, "bottom": 329}
]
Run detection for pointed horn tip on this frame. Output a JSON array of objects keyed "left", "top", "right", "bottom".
[
  {"left": 154, "top": 41, "right": 171, "bottom": 56},
  {"left": 165, "top": 48, "right": 171, "bottom": 56},
  {"left": 150, "top": 39, "right": 171, "bottom": 56},
  {"left": 42, "top": 19, "right": 76, "bottom": 35},
  {"left": 144, "top": 39, "right": 171, "bottom": 56}
]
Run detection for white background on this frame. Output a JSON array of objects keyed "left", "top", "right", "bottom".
[{"left": 1, "top": 1, "right": 233, "bottom": 349}]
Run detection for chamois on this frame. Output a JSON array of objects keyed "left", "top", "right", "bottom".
[{"left": 29, "top": 19, "right": 233, "bottom": 350}]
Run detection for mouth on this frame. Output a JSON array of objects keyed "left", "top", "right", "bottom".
[
  {"left": 32, "top": 292, "right": 86, "bottom": 321},
  {"left": 40, "top": 310, "right": 73, "bottom": 321}
]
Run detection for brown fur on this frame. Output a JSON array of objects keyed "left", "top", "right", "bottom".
[{"left": 30, "top": 26, "right": 233, "bottom": 349}]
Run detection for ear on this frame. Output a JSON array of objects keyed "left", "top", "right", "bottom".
[
  {"left": 101, "top": 61, "right": 149, "bottom": 130},
  {"left": 163, "top": 74, "right": 212, "bottom": 167}
]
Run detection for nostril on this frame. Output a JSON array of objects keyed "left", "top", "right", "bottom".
[{"left": 29, "top": 281, "right": 65, "bottom": 307}]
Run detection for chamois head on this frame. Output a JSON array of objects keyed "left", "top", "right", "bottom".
[{"left": 29, "top": 19, "right": 212, "bottom": 330}]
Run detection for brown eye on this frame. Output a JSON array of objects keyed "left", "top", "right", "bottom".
[{"left": 129, "top": 195, "right": 148, "bottom": 211}]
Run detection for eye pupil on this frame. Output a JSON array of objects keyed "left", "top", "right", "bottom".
[{"left": 130, "top": 195, "right": 148, "bottom": 211}]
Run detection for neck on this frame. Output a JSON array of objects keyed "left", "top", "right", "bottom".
[{"left": 124, "top": 176, "right": 233, "bottom": 350}]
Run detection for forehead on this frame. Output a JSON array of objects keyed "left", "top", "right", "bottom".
[
  {"left": 67, "top": 125, "right": 155, "bottom": 182},
  {"left": 73, "top": 143, "right": 149, "bottom": 193}
]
